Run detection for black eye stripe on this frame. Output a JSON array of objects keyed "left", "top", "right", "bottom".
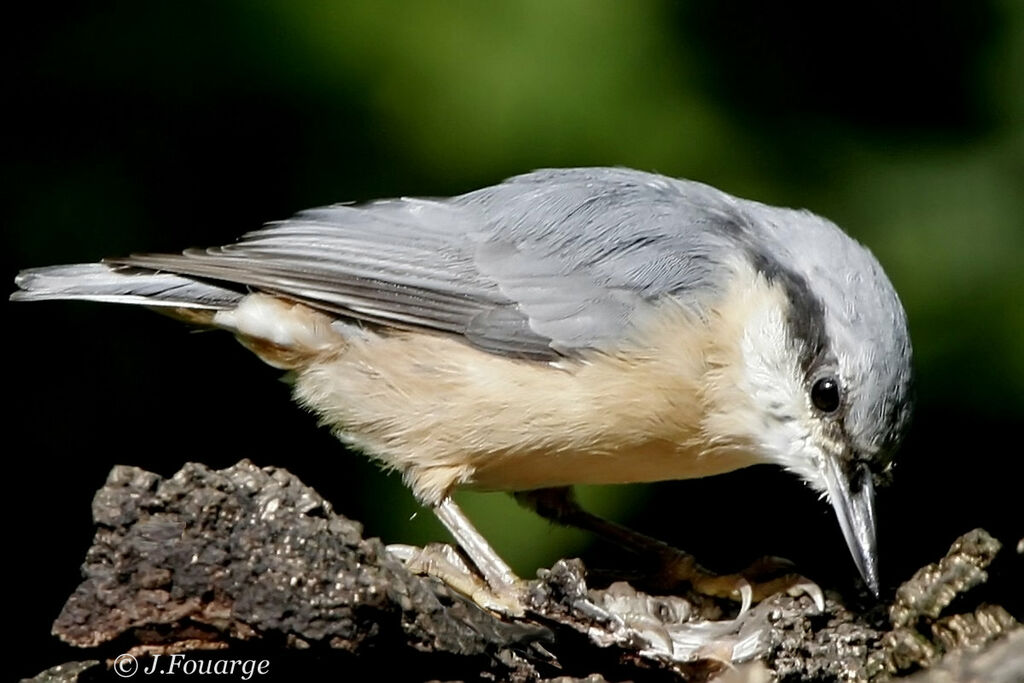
[{"left": 811, "top": 377, "right": 841, "bottom": 412}]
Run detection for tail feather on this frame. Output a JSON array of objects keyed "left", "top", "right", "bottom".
[{"left": 11, "top": 263, "right": 244, "bottom": 309}]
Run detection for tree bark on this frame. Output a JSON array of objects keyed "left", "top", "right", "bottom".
[{"left": 22, "top": 461, "right": 1022, "bottom": 682}]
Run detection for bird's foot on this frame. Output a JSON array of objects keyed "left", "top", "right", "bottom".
[
  {"left": 387, "top": 542, "right": 527, "bottom": 617},
  {"left": 515, "top": 487, "right": 824, "bottom": 613},
  {"left": 387, "top": 497, "right": 530, "bottom": 616},
  {"left": 652, "top": 550, "right": 825, "bottom": 614}
]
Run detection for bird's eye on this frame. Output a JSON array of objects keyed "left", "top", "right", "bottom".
[{"left": 811, "top": 377, "right": 841, "bottom": 413}]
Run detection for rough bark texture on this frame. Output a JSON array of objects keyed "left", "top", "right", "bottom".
[{"left": 22, "top": 461, "right": 1022, "bottom": 682}]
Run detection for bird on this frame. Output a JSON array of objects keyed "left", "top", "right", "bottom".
[{"left": 12, "top": 167, "right": 913, "bottom": 608}]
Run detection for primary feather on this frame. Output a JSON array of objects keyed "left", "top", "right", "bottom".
[{"left": 12, "top": 263, "right": 243, "bottom": 309}]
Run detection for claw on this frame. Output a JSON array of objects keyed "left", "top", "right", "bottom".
[
  {"left": 736, "top": 579, "right": 753, "bottom": 616},
  {"left": 786, "top": 578, "right": 826, "bottom": 613}
]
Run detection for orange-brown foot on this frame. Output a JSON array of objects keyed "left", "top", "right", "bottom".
[
  {"left": 515, "top": 487, "right": 825, "bottom": 613},
  {"left": 646, "top": 549, "right": 825, "bottom": 614}
]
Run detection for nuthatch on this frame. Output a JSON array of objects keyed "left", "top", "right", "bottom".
[{"left": 13, "top": 168, "right": 912, "bottom": 602}]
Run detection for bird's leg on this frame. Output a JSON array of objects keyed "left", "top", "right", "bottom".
[
  {"left": 516, "top": 487, "right": 823, "bottom": 612},
  {"left": 388, "top": 497, "right": 526, "bottom": 616},
  {"left": 432, "top": 497, "right": 520, "bottom": 590}
]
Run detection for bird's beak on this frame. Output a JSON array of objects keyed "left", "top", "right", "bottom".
[{"left": 822, "top": 457, "right": 879, "bottom": 595}]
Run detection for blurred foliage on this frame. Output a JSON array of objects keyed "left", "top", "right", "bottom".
[{"left": 4, "top": 3, "right": 1022, "bottom": 649}]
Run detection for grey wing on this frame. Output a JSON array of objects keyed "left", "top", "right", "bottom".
[
  {"left": 111, "top": 168, "right": 746, "bottom": 359},
  {"left": 460, "top": 168, "right": 749, "bottom": 353},
  {"left": 114, "top": 199, "right": 561, "bottom": 359}
]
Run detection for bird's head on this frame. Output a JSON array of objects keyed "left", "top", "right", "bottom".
[{"left": 701, "top": 209, "right": 913, "bottom": 595}]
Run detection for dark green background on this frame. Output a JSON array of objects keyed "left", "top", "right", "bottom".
[{"left": 5, "top": 2, "right": 1022, "bottom": 677}]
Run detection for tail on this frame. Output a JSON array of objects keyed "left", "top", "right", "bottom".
[
  {"left": 12, "top": 263, "right": 345, "bottom": 369},
  {"left": 11, "top": 263, "right": 244, "bottom": 312}
]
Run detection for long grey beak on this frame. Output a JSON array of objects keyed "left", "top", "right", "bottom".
[{"left": 822, "top": 458, "right": 879, "bottom": 595}]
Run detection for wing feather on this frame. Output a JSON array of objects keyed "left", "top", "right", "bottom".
[{"left": 98, "top": 169, "right": 751, "bottom": 359}]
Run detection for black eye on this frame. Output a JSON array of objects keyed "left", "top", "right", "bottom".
[{"left": 811, "top": 377, "right": 841, "bottom": 413}]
